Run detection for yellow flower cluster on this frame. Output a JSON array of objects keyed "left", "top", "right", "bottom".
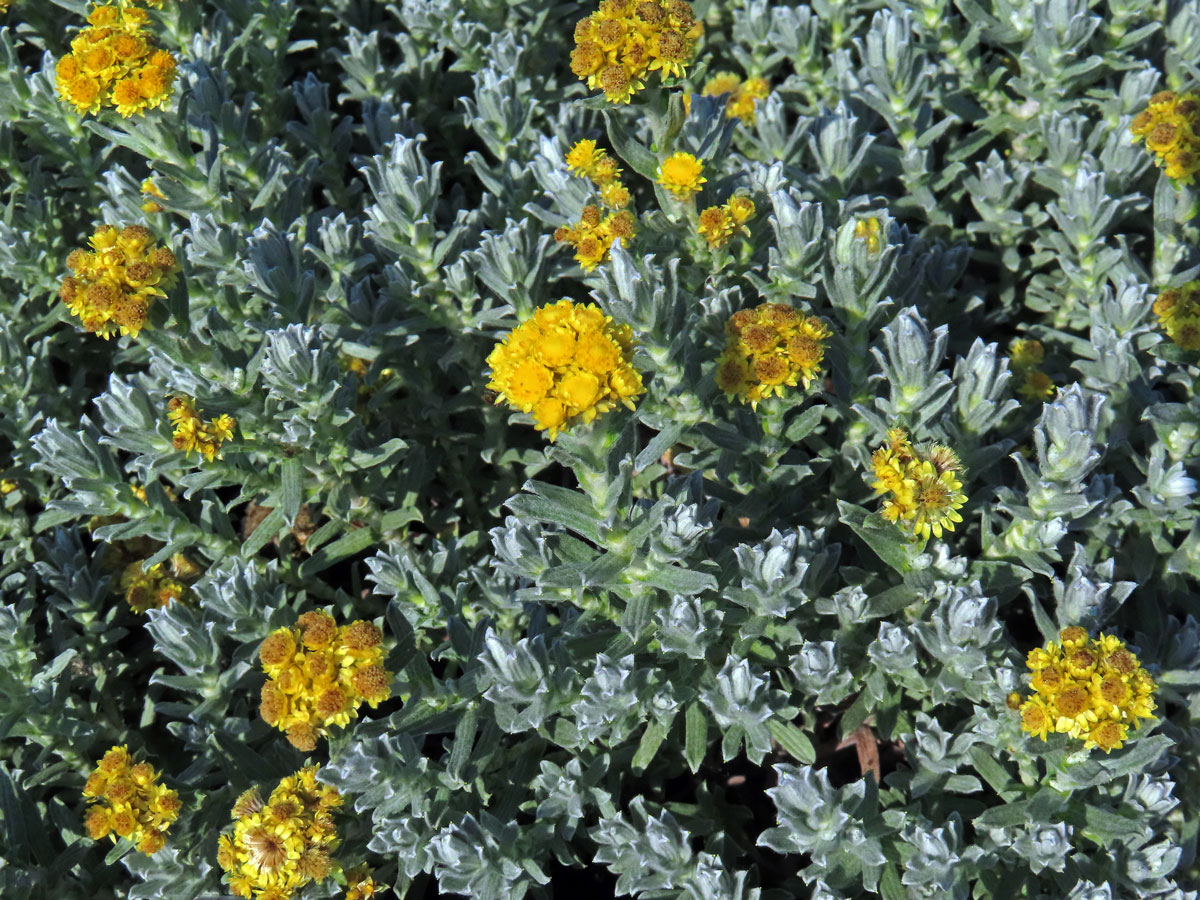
[
  {"left": 216, "top": 765, "right": 343, "bottom": 900},
  {"left": 83, "top": 745, "right": 181, "bottom": 855},
  {"left": 1017, "top": 626, "right": 1157, "bottom": 753},
  {"left": 1130, "top": 90, "right": 1200, "bottom": 185},
  {"left": 714, "top": 303, "right": 831, "bottom": 408},
  {"left": 259, "top": 610, "right": 392, "bottom": 752},
  {"left": 1009, "top": 339, "right": 1055, "bottom": 402},
  {"left": 853, "top": 217, "right": 884, "bottom": 254},
  {"left": 60, "top": 224, "right": 178, "bottom": 339},
  {"left": 700, "top": 72, "right": 770, "bottom": 124},
  {"left": 344, "top": 869, "right": 382, "bottom": 900},
  {"left": 571, "top": 0, "right": 701, "bottom": 103},
  {"left": 697, "top": 195, "right": 755, "bottom": 248},
  {"left": 1152, "top": 280, "right": 1200, "bottom": 350},
  {"left": 141, "top": 177, "right": 167, "bottom": 212},
  {"left": 168, "top": 396, "right": 235, "bottom": 462},
  {"left": 486, "top": 299, "right": 645, "bottom": 440},
  {"left": 566, "top": 139, "right": 631, "bottom": 208},
  {"left": 656, "top": 151, "right": 706, "bottom": 199},
  {"left": 54, "top": 2, "right": 178, "bottom": 118},
  {"left": 554, "top": 205, "right": 637, "bottom": 272},
  {"left": 120, "top": 556, "right": 197, "bottom": 613},
  {"left": 871, "top": 428, "right": 967, "bottom": 540}
]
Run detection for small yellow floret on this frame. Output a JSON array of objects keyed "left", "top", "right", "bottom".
[
  {"left": 168, "top": 397, "right": 236, "bottom": 462},
  {"left": 656, "top": 151, "right": 706, "bottom": 199},
  {"left": 715, "top": 303, "right": 830, "bottom": 408},
  {"left": 870, "top": 429, "right": 967, "bottom": 541},
  {"left": 1130, "top": 91, "right": 1200, "bottom": 186},
  {"left": 83, "top": 746, "right": 179, "bottom": 854}
]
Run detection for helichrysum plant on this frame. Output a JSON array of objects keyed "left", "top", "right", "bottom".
[{"left": 4, "top": 0, "right": 1200, "bottom": 897}]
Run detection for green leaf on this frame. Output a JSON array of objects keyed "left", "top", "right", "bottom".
[
  {"left": 635, "top": 564, "right": 716, "bottom": 596},
  {"left": 839, "top": 691, "right": 873, "bottom": 740},
  {"left": 241, "top": 506, "right": 286, "bottom": 557},
  {"left": 880, "top": 863, "right": 905, "bottom": 900},
  {"left": 448, "top": 703, "right": 479, "bottom": 782},
  {"left": 1080, "top": 804, "right": 1148, "bottom": 847},
  {"left": 632, "top": 716, "right": 674, "bottom": 773},
  {"left": 768, "top": 717, "right": 817, "bottom": 765},
  {"left": 281, "top": 456, "right": 303, "bottom": 524},
  {"left": 784, "top": 405, "right": 824, "bottom": 442},
  {"left": 837, "top": 501, "right": 913, "bottom": 573},
  {"left": 604, "top": 109, "right": 660, "bottom": 180},
  {"left": 684, "top": 702, "right": 708, "bottom": 773},
  {"left": 969, "top": 746, "right": 1015, "bottom": 795},
  {"left": 299, "top": 525, "right": 377, "bottom": 577},
  {"left": 507, "top": 482, "right": 600, "bottom": 543}
]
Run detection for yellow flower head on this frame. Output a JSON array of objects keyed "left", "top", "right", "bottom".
[
  {"left": 853, "top": 217, "right": 884, "bottom": 254},
  {"left": 657, "top": 151, "right": 705, "bottom": 199},
  {"left": 572, "top": 0, "right": 699, "bottom": 103},
  {"left": 83, "top": 745, "right": 180, "bottom": 854},
  {"left": 870, "top": 430, "right": 967, "bottom": 540},
  {"left": 715, "top": 303, "right": 830, "bottom": 408},
  {"left": 487, "top": 299, "right": 645, "bottom": 440},
  {"left": 120, "top": 559, "right": 191, "bottom": 613},
  {"left": 1152, "top": 281, "right": 1200, "bottom": 351},
  {"left": 168, "top": 397, "right": 235, "bottom": 462},
  {"left": 1014, "top": 627, "right": 1157, "bottom": 753},
  {"left": 1130, "top": 90, "right": 1200, "bottom": 185},
  {"left": 59, "top": 224, "right": 178, "bottom": 339},
  {"left": 54, "top": 8, "right": 178, "bottom": 118},
  {"left": 259, "top": 611, "right": 392, "bottom": 751},
  {"left": 702, "top": 72, "right": 771, "bottom": 124},
  {"left": 217, "top": 765, "right": 342, "bottom": 900},
  {"left": 698, "top": 195, "right": 755, "bottom": 248},
  {"left": 553, "top": 205, "right": 637, "bottom": 271}
]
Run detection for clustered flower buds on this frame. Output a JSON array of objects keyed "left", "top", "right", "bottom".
[
  {"left": 167, "top": 396, "right": 236, "bottom": 462},
  {"left": 59, "top": 224, "right": 178, "bottom": 339},
  {"left": 216, "top": 765, "right": 342, "bottom": 899},
  {"left": 715, "top": 302, "right": 831, "bottom": 408},
  {"left": 697, "top": 195, "right": 755, "bottom": 248},
  {"left": 1152, "top": 280, "right": 1200, "bottom": 350},
  {"left": 83, "top": 745, "right": 181, "bottom": 855},
  {"left": 54, "top": 2, "right": 178, "bottom": 118},
  {"left": 258, "top": 610, "right": 392, "bottom": 751},
  {"left": 1130, "top": 90, "right": 1200, "bottom": 185},
  {"left": 554, "top": 204, "right": 637, "bottom": 271},
  {"left": 487, "top": 299, "right": 645, "bottom": 440},
  {"left": 566, "top": 139, "right": 631, "bottom": 208},
  {"left": 656, "top": 151, "right": 706, "bottom": 199},
  {"left": 571, "top": 0, "right": 701, "bottom": 103},
  {"left": 699, "top": 72, "right": 770, "bottom": 124},
  {"left": 1016, "top": 626, "right": 1157, "bottom": 752},
  {"left": 1008, "top": 339, "right": 1055, "bottom": 402},
  {"left": 871, "top": 428, "right": 967, "bottom": 540}
]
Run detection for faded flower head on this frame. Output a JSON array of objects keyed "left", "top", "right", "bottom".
[
  {"left": 59, "top": 224, "right": 178, "bottom": 339},
  {"left": 487, "top": 299, "right": 645, "bottom": 440},
  {"left": 698, "top": 195, "right": 755, "bottom": 248},
  {"left": 1017, "top": 627, "right": 1157, "bottom": 753},
  {"left": 700, "top": 71, "right": 770, "bottom": 124},
  {"left": 83, "top": 745, "right": 180, "bottom": 855},
  {"left": 167, "top": 397, "right": 235, "bottom": 462},
  {"left": 715, "top": 302, "right": 831, "bottom": 408},
  {"left": 571, "top": 0, "right": 701, "bottom": 103},
  {"left": 1130, "top": 91, "right": 1200, "bottom": 185},
  {"left": 120, "top": 558, "right": 192, "bottom": 613},
  {"left": 657, "top": 151, "right": 706, "bottom": 199},
  {"left": 216, "top": 765, "right": 343, "bottom": 899},
  {"left": 871, "top": 428, "right": 967, "bottom": 541},
  {"left": 54, "top": 4, "right": 178, "bottom": 117},
  {"left": 1152, "top": 281, "right": 1200, "bottom": 351},
  {"left": 1009, "top": 339, "right": 1055, "bottom": 402},
  {"left": 259, "top": 610, "right": 392, "bottom": 751}
]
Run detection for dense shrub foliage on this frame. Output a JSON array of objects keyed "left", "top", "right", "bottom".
[{"left": 1, "top": 0, "right": 1198, "bottom": 898}]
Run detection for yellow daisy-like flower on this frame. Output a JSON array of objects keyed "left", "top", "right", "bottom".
[
  {"left": 870, "top": 429, "right": 967, "bottom": 541},
  {"left": 553, "top": 205, "right": 637, "bottom": 271},
  {"left": 216, "top": 765, "right": 343, "bottom": 899},
  {"left": 698, "top": 195, "right": 755, "bottom": 248},
  {"left": 853, "top": 216, "right": 884, "bottom": 254},
  {"left": 259, "top": 611, "right": 392, "bottom": 751},
  {"left": 715, "top": 303, "right": 830, "bottom": 408},
  {"left": 59, "top": 224, "right": 178, "bottom": 339},
  {"left": 487, "top": 299, "right": 645, "bottom": 440},
  {"left": 168, "top": 397, "right": 236, "bottom": 462},
  {"left": 54, "top": 7, "right": 179, "bottom": 117},
  {"left": 572, "top": 0, "right": 700, "bottom": 104},
  {"left": 1014, "top": 627, "right": 1158, "bottom": 753},
  {"left": 657, "top": 151, "right": 706, "bottom": 199},
  {"left": 701, "top": 72, "right": 771, "bottom": 124},
  {"left": 1130, "top": 90, "right": 1200, "bottom": 186},
  {"left": 83, "top": 746, "right": 180, "bottom": 855}
]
